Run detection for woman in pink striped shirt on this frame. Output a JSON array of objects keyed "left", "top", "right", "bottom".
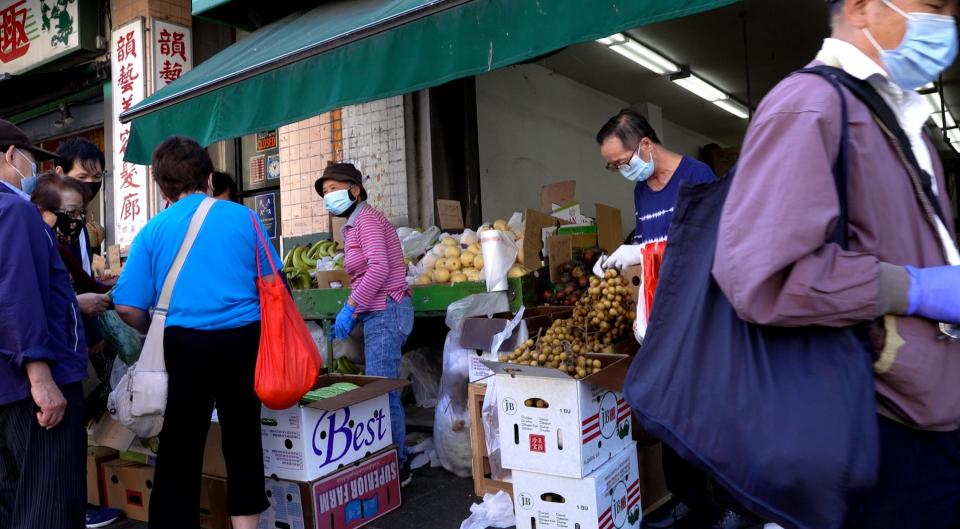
[{"left": 315, "top": 163, "right": 414, "bottom": 485}]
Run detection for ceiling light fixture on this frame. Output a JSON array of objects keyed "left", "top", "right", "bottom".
[
  {"left": 670, "top": 69, "right": 728, "bottom": 102},
  {"left": 596, "top": 33, "right": 679, "bottom": 75},
  {"left": 714, "top": 99, "right": 750, "bottom": 120}
]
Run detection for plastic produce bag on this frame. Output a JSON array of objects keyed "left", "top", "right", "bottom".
[
  {"left": 481, "top": 377, "right": 511, "bottom": 481},
  {"left": 99, "top": 310, "right": 143, "bottom": 365},
  {"left": 399, "top": 348, "right": 442, "bottom": 408},
  {"left": 401, "top": 226, "right": 440, "bottom": 259},
  {"left": 459, "top": 491, "right": 515, "bottom": 529},
  {"left": 480, "top": 231, "right": 518, "bottom": 292},
  {"left": 434, "top": 293, "right": 509, "bottom": 477},
  {"left": 252, "top": 213, "right": 323, "bottom": 409}
]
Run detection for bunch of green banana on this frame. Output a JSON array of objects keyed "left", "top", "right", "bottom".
[
  {"left": 282, "top": 246, "right": 315, "bottom": 289},
  {"left": 332, "top": 357, "right": 361, "bottom": 375},
  {"left": 309, "top": 240, "right": 340, "bottom": 259}
]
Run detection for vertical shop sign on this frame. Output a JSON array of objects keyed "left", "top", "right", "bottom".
[
  {"left": 151, "top": 19, "right": 191, "bottom": 89},
  {"left": 111, "top": 18, "right": 146, "bottom": 248},
  {"left": 254, "top": 193, "right": 277, "bottom": 239},
  {"left": 0, "top": 0, "right": 82, "bottom": 74}
]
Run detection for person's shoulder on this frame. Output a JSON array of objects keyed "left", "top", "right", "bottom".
[
  {"left": 0, "top": 193, "right": 36, "bottom": 219},
  {"left": 680, "top": 157, "right": 716, "bottom": 183},
  {"left": 754, "top": 64, "right": 844, "bottom": 119}
]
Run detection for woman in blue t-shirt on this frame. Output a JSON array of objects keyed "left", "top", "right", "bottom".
[{"left": 113, "top": 137, "right": 281, "bottom": 529}]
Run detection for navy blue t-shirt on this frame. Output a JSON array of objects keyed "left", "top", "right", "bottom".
[{"left": 634, "top": 156, "right": 716, "bottom": 244}]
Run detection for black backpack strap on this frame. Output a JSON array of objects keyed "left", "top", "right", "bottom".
[
  {"left": 795, "top": 66, "right": 851, "bottom": 249},
  {"left": 804, "top": 65, "right": 948, "bottom": 227}
]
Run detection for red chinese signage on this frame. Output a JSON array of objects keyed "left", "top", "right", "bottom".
[
  {"left": 0, "top": 0, "right": 29, "bottom": 62},
  {"left": 111, "top": 19, "right": 147, "bottom": 247},
  {"left": 152, "top": 19, "right": 191, "bottom": 90}
]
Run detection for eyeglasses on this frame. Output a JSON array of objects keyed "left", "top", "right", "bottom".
[
  {"left": 605, "top": 144, "right": 641, "bottom": 171},
  {"left": 58, "top": 207, "right": 85, "bottom": 220}
]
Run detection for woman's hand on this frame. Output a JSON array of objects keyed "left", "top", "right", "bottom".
[{"left": 332, "top": 304, "right": 357, "bottom": 340}]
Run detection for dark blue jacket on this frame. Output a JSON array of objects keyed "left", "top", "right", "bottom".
[{"left": 0, "top": 186, "right": 86, "bottom": 405}]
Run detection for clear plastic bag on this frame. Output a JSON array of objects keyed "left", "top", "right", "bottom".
[
  {"left": 399, "top": 348, "right": 442, "bottom": 408},
  {"left": 481, "top": 377, "right": 511, "bottom": 481},
  {"left": 401, "top": 226, "right": 440, "bottom": 259}
]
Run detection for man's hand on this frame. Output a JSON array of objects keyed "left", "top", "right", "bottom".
[
  {"left": 77, "top": 293, "right": 111, "bottom": 315},
  {"left": 26, "top": 362, "right": 67, "bottom": 429}
]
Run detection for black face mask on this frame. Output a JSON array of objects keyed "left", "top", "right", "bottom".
[
  {"left": 54, "top": 211, "right": 84, "bottom": 245},
  {"left": 81, "top": 180, "right": 102, "bottom": 201}
]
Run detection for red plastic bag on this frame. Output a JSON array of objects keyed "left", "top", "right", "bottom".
[
  {"left": 251, "top": 213, "right": 322, "bottom": 409},
  {"left": 641, "top": 240, "right": 668, "bottom": 323}
]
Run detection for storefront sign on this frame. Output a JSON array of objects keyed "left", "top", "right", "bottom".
[
  {"left": 254, "top": 193, "right": 276, "bottom": 240},
  {"left": 256, "top": 130, "right": 278, "bottom": 151},
  {"left": 151, "top": 19, "right": 192, "bottom": 89},
  {"left": 0, "top": 0, "right": 81, "bottom": 74},
  {"left": 111, "top": 18, "right": 147, "bottom": 248}
]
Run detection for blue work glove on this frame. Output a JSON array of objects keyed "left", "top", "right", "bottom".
[
  {"left": 332, "top": 304, "right": 357, "bottom": 340},
  {"left": 906, "top": 265, "right": 960, "bottom": 324}
]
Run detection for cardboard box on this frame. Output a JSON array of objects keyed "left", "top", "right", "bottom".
[
  {"left": 522, "top": 209, "right": 568, "bottom": 271},
  {"left": 120, "top": 437, "right": 159, "bottom": 466},
  {"left": 485, "top": 354, "right": 633, "bottom": 478},
  {"left": 623, "top": 265, "right": 642, "bottom": 306},
  {"left": 461, "top": 307, "right": 573, "bottom": 383},
  {"left": 557, "top": 224, "right": 598, "bottom": 249},
  {"left": 312, "top": 448, "right": 402, "bottom": 529},
  {"left": 330, "top": 217, "right": 347, "bottom": 246},
  {"left": 595, "top": 204, "right": 624, "bottom": 253},
  {"left": 200, "top": 475, "right": 231, "bottom": 529},
  {"left": 261, "top": 375, "right": 407, "bottom": 482},
  {"left": 103, "top": 460, "right": 155, "bottom": 521},
  {"left": 259, "top": 448, "right": 401, "bottom": 529},
  {"left": 87, "top": 446, "right": 118, "bottom": 506},
  {"left": 540, "top": 181, "right": 577, "bottom": 214},
  {"left": 513, "top": 443, "right": 641, "bottom": 529},
  {"left": 204, "top": 420, "right": 227, "bottom": 478},
  {"left": 89, "top": 414, "right": 136, "bottom": 452},
  {"left": 316, "top": 270, "right": 352, "bottom": 289}
]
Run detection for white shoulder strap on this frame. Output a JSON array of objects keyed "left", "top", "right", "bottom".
[{"left": 155, "top": 197, "right": 216, "bottom": 313}]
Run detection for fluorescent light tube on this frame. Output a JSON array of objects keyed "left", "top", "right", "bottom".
[
  {"left": 948, "top": 128, "right": 960, "bottom": 145},
  {"left": 596, "top": 34, "right": 678, "bottom": 75},
  {"left": 714, "top": 99, "right": 749, "bottom": 119},
  {"left": 672, "top": 74, "right": 727, "bottom": 102}
]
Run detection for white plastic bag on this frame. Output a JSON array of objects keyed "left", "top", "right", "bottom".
[
  {"left": 460, "top": 491, "right": 515, "bottom": 529},
  {"left": 399, "top": 348, "right": 442, "bottom": 408},
  {"left": 481, "top": 377, "right": 511, "bottom": 482},
  {"left": 480, "top": 230, "right": 518, "bottom": 292},
  {"left": 401, "top": 226, "right": 440, "bottom": 259},
  {"left": 434, "top": 293, "right": 510, "bottom": 477}
]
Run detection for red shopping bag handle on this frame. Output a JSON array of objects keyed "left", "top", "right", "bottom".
[{"left": 250, "top": 211, "right": 280, "bottom": 280}]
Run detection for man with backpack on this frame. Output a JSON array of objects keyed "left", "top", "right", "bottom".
[{"left": 713, "top": 0, "right": 960, "bottom": 526}]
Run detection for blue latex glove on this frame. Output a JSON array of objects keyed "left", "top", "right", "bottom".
[
  {"left": 906, "top": 265, "right": 960, "bottom": 324},
  {"left": 332, "top": 304, "right": 357, "bottom": 340}
]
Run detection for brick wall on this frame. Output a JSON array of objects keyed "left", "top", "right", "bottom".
[
  {"left": 340, "top": 96, "right": 409, "bottom": 226},
  {"left": 279, "top": 96, "right": 409, "bottom": 237},
  {"left": 279, "top": 113, "right": 338, "bottom": 237}
]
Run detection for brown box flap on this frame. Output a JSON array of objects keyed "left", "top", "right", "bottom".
[
  {"left": 583, "top": 353, "right": 632, "bottom": 393},
  {"left": 303, "top": 374, "right": 410, "bottom": 411},
  {"left": 595, "top": 203, "right": 624, "bottom": 253},
  {"left": 436, "top": 199, "right": 465, "bottom": 230},
  {"left": 548, "top": 235, "right": 573, "bottom": 282},
  {"left": 540, "top": 180, "right": 577, "bottom": 213}
]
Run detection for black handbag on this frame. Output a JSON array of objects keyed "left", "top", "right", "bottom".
[{"left": 623, "top": 66, "right": 880, "bottom": 529}]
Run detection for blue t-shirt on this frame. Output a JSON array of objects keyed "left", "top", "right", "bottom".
[
  {"left": 634, "top": 156, "right": 716, "bottom": 244},
  {"left": 113, "top": 194, "right": 282, "bottom": 330}
]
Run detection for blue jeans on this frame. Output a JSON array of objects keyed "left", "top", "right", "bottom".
[{"left": 360, "top": 296, "right": 413, "bottom": 463}]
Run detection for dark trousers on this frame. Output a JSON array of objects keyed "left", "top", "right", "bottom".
[
  {"left": 0, "top": 383, "right": 85, "bottom": 529},
  {"left": 148, "top": 323, "right": 269, "bottom": 529},
  {"left": 844, "top": 416, "right": 960, "bottom": 529}
]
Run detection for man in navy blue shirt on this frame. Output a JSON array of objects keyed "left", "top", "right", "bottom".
[
  {"left": 596, "top": 111, "right": 760, "bottom": 529},
  {"left": 0, "top": 120, "right": 87, "bottom": 529}
]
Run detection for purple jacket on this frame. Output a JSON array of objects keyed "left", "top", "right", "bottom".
[
  {"left": 0, "top": 186, "right": 86, "bottom": 406},
  {"left": 713, "top": 64, "right": 960, "bottom": 431}
]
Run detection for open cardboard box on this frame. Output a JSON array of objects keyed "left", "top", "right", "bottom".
[
  {"left": 316, "top": 270, "right": 351, "bottom": 289},
  {"left": 261, "top": 374, "right": 409, "bottom": 482},
  {"left": 484, "top": 354, "right": 633, "bottom": 478}
]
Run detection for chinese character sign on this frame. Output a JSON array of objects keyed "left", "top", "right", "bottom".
[
  {"left": 0, "top": 0, "right": 80, "bottom": 74},
  {"left": 111, "top": 19, "right": 146, "bottom": 248},
  {"left": 152, "top": 19, "right": 191, "bottom": 90}
]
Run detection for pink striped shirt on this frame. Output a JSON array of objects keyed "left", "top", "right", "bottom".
[{"left": 343, "top": 203, "right": 410, "bottom": 313}]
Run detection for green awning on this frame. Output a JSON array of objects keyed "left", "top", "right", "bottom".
[{"left": 122, "top": 0, "right": 737, "bottom": 164}]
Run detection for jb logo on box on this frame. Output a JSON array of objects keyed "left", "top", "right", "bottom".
[
  {"left": 502, "top": 398, "right": 517, "bottom": 415},
  {"left": 312, "top": 407, "right": 388, "bottom": 467},
  {"left": 529, "top": 434, "right": 546, "bottom": 453},
  {"left": 599, "top": 392, "right": 619, "bottom": 439}
]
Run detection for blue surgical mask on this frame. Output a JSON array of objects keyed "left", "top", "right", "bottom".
[
  {"left": 619, "top": 147, "right": 655, "bottom": 183},
  {"left": 13, "top": 149, "right": 37, "bottom": 194},
  {"left": 863, "top": 0, "right": 959, "bottom": 90},
  {"left": 324, "top": 188, "right": 355, "bottom": 216}
]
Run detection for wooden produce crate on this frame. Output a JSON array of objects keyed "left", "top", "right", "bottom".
[{"left": 467, "top": 383, "right": 513, "bottom": 498}]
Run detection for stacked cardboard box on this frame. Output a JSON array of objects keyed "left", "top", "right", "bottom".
[
  {"left": 255, "top": 374, "right": 408, "bottom": 529},
  {"left": 486, "top": 355, "right": 643, "bottom": 529}
]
